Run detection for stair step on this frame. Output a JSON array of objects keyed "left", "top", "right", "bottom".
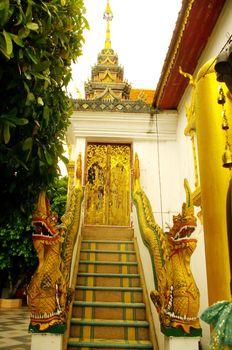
[
  {"left": 75, "top": 286, "right": 144, "bottom": 303},
  {"left": 68, "top": 337, "right": 153, "bottom": 349},
  {"left": 72, "top": 301, "right": 146, "bottom": 320},
  {"left": 67, "top": 227, "right": 155, "bottom": 350},
  {"left": 82, "top": 226, "right": 134, "bottom": 240},
  {"left": 77, "top": 273, "right": 140, "bottom": 288},
  {"left": 70, "top": 318, "right": 150, "bottom": 340},
  {"left": 80, "top": 250, "right": 136, "bottom": 262},
  {"left": 79, "top": 261, "right": 138, "bottom": 274},
  {"left": 80, "top": 250, "right": 135, "bottom": 254},
  {"left": 81, "top": 240, "right": 134, "bottom": 251},
  {"left": 82, "top": 240, "right": 134, "bottom": 243}
]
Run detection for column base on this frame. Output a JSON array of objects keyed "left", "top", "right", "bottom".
[
  {"left": 31, "top": 333, "right": 63, "bottom": 350},
  {"left": 164, "top": 336, "right": 201, "bottom": 350}
]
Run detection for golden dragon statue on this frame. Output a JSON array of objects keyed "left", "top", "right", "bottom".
[
  {"left": 27, "top": 154, "right": 84, "bottom": 333},
  {"left": 133, "top": 153, "right": 201, "bottom": 336}
]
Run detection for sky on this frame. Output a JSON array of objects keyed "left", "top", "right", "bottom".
[{"left": 69, "top": 0, "right": 183, "bottom": 98}]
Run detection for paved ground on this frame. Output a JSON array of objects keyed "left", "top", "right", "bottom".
[{"left": 0, "top": 307, "right": 31, "bottom": 350}]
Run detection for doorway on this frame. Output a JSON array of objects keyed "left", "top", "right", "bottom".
[{"left": 84, "top": 143, "right": 131, "bottom": 226}]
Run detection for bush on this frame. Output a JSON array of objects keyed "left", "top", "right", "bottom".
[
  {"left": 0, "top": 176, "right": 68, "bottom": 298},
  {"left": 0, "top": 0, "right": 88, "bottom": 223}
]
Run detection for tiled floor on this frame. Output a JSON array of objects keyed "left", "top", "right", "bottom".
[{"left": 0, "top": 307, "right": 31, "bottom": 350}]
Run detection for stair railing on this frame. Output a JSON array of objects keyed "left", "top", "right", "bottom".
[
  {"left": 27, "top": 153, "right": 84, "bottom": 337},
  {"left": 132, "top": 152, "right": 202, "bottom": 337}
]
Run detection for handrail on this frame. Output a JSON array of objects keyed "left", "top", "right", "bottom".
[
  {"left": 27, "top": 153, "right": 84, "bottom": 334},
  {"left": 132, "top": 153, "right": 201, "bottom": 337}
]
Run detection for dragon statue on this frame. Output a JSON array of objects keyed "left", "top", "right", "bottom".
[
  {"left": 27, "top": 154, "right": 84, "bottom": 333},
  {"left": 133, "top": 153, "right": 201, "bottom": 336}
]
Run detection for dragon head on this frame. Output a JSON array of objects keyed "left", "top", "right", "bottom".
[
  {"left": 169, "top": 179, "right": 197, "bottom": 241},
  {"left": 32, "top": 191, "right": 61, "bottom": 241}
]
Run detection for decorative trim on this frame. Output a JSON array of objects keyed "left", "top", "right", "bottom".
[
  {"left": 156, "top": 0, "right": 195, "bottom": 106},
  {"left": 72, "top": 99, "right": 151, "bottom": 114},
  {"left": 68, "top": 110, "right": 177, "bottom": 142},
  {"left": 29, "top": 323, "right": 66, "bottom": 334},
  {"left": 192, "top": 186, "right": 201, "bottom": 207},
  {"left": 161, "top": 324, "right": 202, "bottom": 337}
]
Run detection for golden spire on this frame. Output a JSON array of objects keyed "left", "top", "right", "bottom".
[{"left": 103, "top": 0, "right": 113, "bottom": 49}]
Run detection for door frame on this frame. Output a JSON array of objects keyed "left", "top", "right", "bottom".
[{"left": 83, "top": 140, "right": 133, "bottom": 227}]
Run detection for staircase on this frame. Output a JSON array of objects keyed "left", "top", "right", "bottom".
[{"left": 66, "top": 226, "right": 156, "bottom": 350}]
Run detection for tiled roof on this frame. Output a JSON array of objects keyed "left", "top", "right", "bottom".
[
  {"left": 153, "top": 0, "right": 226, "bottom": 110},
  {"left": 130, "top": 89, "right": 155, "bottom": 104}
]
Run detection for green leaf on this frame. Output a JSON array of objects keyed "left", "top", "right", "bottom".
[
  {"left": 0, "top": 34, "right": 8, "bottom": 58},
  {"left": 26, "top": 91, "right": 35, "bottom": 105},
  {"left": 26, "top": 47, "right": 38, "bottom": 64},
  {"left": 11, "top": 34, "right": 24, "bottom": 48},
  {"left": 0, "top": 0, "right": 9, "bottom": 26},
  {"left": 3, "top": 30, "right": 13, "bottom": 56},
  {"left": 0, "top": 1, "right": 7, "bottom": 10},
  {"left": 13, "top": 118, "right": 28, "bottom": 126},
  {"left": 44, "top": 149, "right": 53, "bottom": 165},
  {"left": 23, "top": 81, "right": 30, "bottom": 93},
  {"left": 14, "top": 11, "right": 23, "bottom": 26},
  {"left": 22, "top": 137, "right": 33, "bottom": 151},
  {"left": 18, "top": 27, "right": 30, "bottom": 39},
  {"left": 26, "top": 22, "right": 39, "bottom": 31},
  {"left": 1, "top": 116, "right": 28, "bottom": 127},
  {"left": 43, "top": 105, "right": 50, "bottom": 126},
  {"left": 3, "top": 122, "right": 10, "bottom": 144},
  {"left": 32, "top": 71, "right": 50, "bottom": 82},
  {"left": 18, "top": 48, "right": 23, "bottom": 59},
  {"left": 37, "top": 97, "right": 44, "bottom": 106},
  {"left": 34, "top": 61, "right": 50, "bottom": 72},
  {"left": 25, "top": 3, "right": 32, "bottom": 21},
  {"left": 38, "top": 147, "right": 42, "bottom": 159},
  {"left": 43, "top": 105, "right": 50, "bottom": 118},
  {"left": 24, "top": 71, "right": 32, "bottom": 80},
  {"left": 59, "top": 154, "right": 68, "bottom": 164}
]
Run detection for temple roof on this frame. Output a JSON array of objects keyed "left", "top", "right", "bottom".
[
  {"left": 153, "top": 0, "right": 226, "bottom": 110},
  {"left": 76, "top": 0, "right": 151, "bottom": 114},
  {"left": 84, "top": 0, "right": 131, "bottom": 102}
]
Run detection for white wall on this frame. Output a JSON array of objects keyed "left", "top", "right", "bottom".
[{"left": 68, "top": 102, "right": 212, "bottom": 348}]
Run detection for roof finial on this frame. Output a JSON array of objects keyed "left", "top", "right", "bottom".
[{"left": 103, "top": 0, "right": 113, "bottom": 49}]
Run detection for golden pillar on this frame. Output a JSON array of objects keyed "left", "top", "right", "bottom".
[{"left": 195, "top": 59, "right": 231, "bottom": 303}]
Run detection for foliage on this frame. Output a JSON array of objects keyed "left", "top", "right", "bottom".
[
  {"left": 47, "top": 175, "right": 68, "bottom": 220},
  {"left": 0, "top": 216, "right": 37, "bottom": 298},
  {"left": 0, "top": 0, "right": 88, "bottom": 223},
  {"left": 0, "top": 176, "right": 68, "bottom": 298}
]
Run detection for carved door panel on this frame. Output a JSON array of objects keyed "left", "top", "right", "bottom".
[{"left": 84, "top": 143, "right": 131, "bottom": 226}]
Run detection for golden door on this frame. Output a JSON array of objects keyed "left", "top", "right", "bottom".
[{"left": 84, "top": 143, "right": 131, "bottom": 226}]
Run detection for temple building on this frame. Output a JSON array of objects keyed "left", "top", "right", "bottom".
[{"left": 29, "top": 1, "right": 232, "bottom": 349}]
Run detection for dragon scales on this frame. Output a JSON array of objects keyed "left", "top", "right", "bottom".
[
  {"left": 27, "top": 154, "right": 84, "bottom": 332},
  {"left": 133, "top": 153, "right": 201, "bottom": 336}
]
